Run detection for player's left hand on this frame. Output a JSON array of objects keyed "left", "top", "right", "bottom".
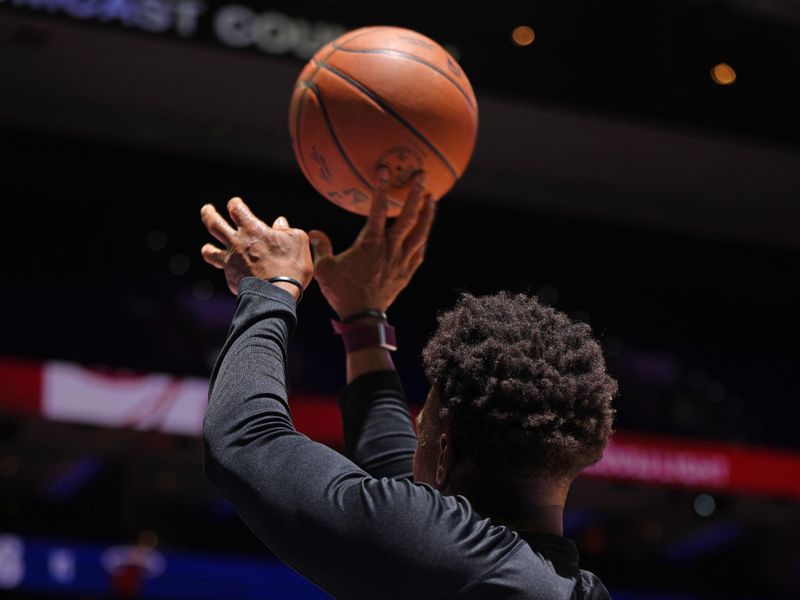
[
  {"left": 308, "top": 167, "right": 435, "bottom": 319},
  {"left": 200, "top": 197, "right": 313, "bottom": 300}
]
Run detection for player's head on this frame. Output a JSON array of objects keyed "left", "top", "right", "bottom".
[{"left": 412, "top": 291, "right": 617, "bottom": 487}]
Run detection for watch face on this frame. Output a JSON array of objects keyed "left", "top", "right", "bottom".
[{"left": 376, "top": 323, "right": 398, "bottom": 351}]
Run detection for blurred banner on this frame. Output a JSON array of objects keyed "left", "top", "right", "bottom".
[
  {"left": 0, "top": 532, "right": 329, "bottom": 598},
  {"left": 2, "top": 356, "right": 800, "bottom": 499},
  {"left": 0, "top": 531, "right": 709, "bottom": 600},
  {"left": 0, "top": 356, "right": 342, "bottom": 444}
]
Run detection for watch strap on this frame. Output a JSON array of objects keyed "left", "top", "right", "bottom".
[
  {"left": 342, "top": 308, "right": 388, "bottom": 323},
  {"left": 331, "top": 319, "right": 397, "bottom": 353}
]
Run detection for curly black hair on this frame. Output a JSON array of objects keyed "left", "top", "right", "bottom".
[{"left": 422, "top": 292, "right": 617, "bottom": 478}]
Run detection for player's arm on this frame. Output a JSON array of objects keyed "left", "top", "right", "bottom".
[
  {"left": 199, "top": 200, "right": 515, "bottom": 599},
  {"left": 203, "top": 279, "right": 514, "bottom": 599},
  {"left": 309, "top": 168, "right": 434, "bottom": 478}
]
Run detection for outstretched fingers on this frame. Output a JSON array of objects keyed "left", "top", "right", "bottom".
[
  {"left": 402, "top": 194, "right": 437, "bottom": 254},
  {"left": 227, "top": 197, "right": 260, "bottom": 230},
  {"left": 405, "top": 243, "right": 427, "bottom": 276},
  {"left": 201, "top": 243, "right": 226, "bottom": 268},
  {"left": 362, "top": 167, "right": 390, "bottom": 244},
  {"left": 308, "top": 230, "right": 334, "bottom": 267},
  {"left": 389, "top": 171, "right": 426, "bottom": 248},
  {"left": 201, "top": 204, "right": 236, "bottom": 246}
]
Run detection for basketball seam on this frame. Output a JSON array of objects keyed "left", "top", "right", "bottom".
[
  {"left": 293, "top": 28, "right": 382, "bottom": 195},
  {"left": 331, "top": 43, "right": 476, "bottom": 113},
  {"left": 302, "top": 80, "right": 375, "bottom": 192},
  {"left": 314, "top": 60, "right": 459, "bottom": 181},
  {"left": 293, "top": 87, "right": 313, "bottom": 183},
  {"left": 294, "top": 41, "right": 340, "bottom": 188}
]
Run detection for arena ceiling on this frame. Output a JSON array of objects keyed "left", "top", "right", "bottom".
[
  {"left": 1, "top": 0, "right": 799, "bottom": 247},
  {"left": 1, "top": 4, "right": 799, "bottom": 597}
]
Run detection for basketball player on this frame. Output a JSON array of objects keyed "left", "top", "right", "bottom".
[{"left": 200, "top": 168, "right": 617, "bottom": 599}]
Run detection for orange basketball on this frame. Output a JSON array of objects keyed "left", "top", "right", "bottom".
[{"left": 288, "top": 26, "right": 479, "bottom": 217}]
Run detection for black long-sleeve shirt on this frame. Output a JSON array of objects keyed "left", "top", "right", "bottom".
[{"left": 203, "top": 277, "right": 610, "bottom": 599}]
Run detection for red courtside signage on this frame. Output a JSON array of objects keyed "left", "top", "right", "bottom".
[
  {"left": 1, "top": 356, "right": 799, "bottom": 499},
  {"left": 584, "top": 431, "right": 800, "bottom": 498}
]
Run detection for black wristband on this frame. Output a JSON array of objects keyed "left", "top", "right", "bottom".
[
  {"left": 268, "top": 276, "right": 304, "bottom": 303},
  {"left": 342, "top": 308, "right": 387, "bottom": 323}
]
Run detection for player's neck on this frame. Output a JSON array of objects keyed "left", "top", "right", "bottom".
[{"left": 444, "top": 465, "right": 570, "bottom": 537}]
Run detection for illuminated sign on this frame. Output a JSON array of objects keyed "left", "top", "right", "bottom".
[{"left": 0, "top": 0, "right": 347, "bottom": 59}]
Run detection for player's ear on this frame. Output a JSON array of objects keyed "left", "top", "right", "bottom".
[{"left": 435, "top": 432, "right": 455, "bottom": 489}]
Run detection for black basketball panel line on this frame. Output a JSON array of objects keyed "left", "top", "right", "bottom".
[
  {"left": 292, "top": 86, "right": 314, "bottom": 185},
  {"left": 300, "top": 81, "right": 375, "bottom": 193},
  {"left": 330, "top": 43, "right": 476, "bottom": 113},
  {"left": 292, "top": 27, "right": 385, "bottom": 185},
  {"left": 291, "top": 28, "right": 399, "bottom": 202},
  {"left": 313, "top": 60, "right": 459, "bottom": 181}
]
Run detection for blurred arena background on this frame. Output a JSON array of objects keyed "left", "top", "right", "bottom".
[{"left": 1, "top": 0, "right": 800, "bottom": 598}]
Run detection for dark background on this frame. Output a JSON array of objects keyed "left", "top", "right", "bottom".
[{"left": 1, "top": 0, "right": 799, "bottom": 598}]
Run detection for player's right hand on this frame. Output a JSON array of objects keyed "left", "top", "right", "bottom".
[
  {"left": 308, "top": 167, "right": 435, "bottom": 320},
  {"left": 199, "top": 197, "right": 313, "bottom": 300}
]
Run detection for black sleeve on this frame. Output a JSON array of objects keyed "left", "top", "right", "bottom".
[
  {"left": 202, "top": 278, "right": 521, "bottom": 600},
  {"left": 338, "top": 369, "right": 417, "bottom": 479}
]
